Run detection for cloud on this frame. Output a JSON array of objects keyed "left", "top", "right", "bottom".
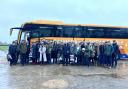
[{"left": 0, "top": 0, "right": 128, "bottom": 43}]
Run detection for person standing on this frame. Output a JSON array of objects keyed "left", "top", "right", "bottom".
[
  {"left": 36, "top": 42, "right": 40, "bottom": 63},
  {"left": 70, "top": 43, "right": 77, "bottom": 64},
  {"left": 84, "top": 42, "right": 90, "bottom": 67},
  {"left": 42, "top": 44, "right": 47, "bottom": 63},
  {"left": 39, "top": 44, "right": 43, "bottom": 64},
  {"left": 112, "top": 40, "right": 120, "bottom": 68},
  {"left": 99, "top": 42, "right": 105, "bottom": 66},
  {"left": 81, "top": 42, "right": 85, "bottom": 49},
  {"left": 31, "top": 43, "right": 37, "bottom": 64},
  {"left": 26, "top": 43, "right": 30, "bottom": 64},
  {"left": 88, "top": 43, "right": 95, "bottom": 66},
  {"left": 76, "top": 43, "right": 81, "bottom": 65},
  {"left": 46, "top": 43, "right": 52, "bottom": 64},
  {"left": 39, "top": 43, "right": 47, "bottom": 64},
  {"left": 62, "top": 43, "right": 70, "bottom": 66},
  {"left": 51, "top": 42, "right": 58, "bottom": 64},
  {"left": 81, "top": 48, "right": 86, "bottom": 65},
  {"left": 14, "top": 40, "right": 20, "bottom": 64},
  {"left": 8, "top": 41, "right": 17, "bottom": 66},
  {"left": 104, "top": 41, "right": 114, "bottom": 68},
  {"left": 57, "top": 42, "right": 63, "bottom": 64},
  {"left": 94, "top": 42, "right": 100, "bottom": 66},
  {"left": 19, "top": 40, "right": 27, "bottom": 66}
]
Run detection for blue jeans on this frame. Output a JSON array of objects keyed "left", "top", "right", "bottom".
[{"left": 105, "top": 55, "right": 112, "bottom": 67}]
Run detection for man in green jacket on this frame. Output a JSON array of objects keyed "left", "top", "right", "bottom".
[
  {"left": 104, "top": 41, "right": 114, "bottom": 68},
  {"left": 19, "top": 40, "right": 27, "bottom": 66}
]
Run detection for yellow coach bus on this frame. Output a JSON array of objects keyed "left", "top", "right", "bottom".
[{"left": 10, "top": 20, "right": 128, "bottom": 59}]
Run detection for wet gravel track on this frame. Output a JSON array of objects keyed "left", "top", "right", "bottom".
[{"left": 0, "top": 54, "right": 128, "bottom": 89}]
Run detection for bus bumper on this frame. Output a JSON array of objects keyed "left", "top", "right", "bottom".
[{"left": 120, "top": 54, "right": 128, "bottom": 60}]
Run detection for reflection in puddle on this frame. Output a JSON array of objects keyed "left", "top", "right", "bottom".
[
  {"left": 42, "top": 79, "right": 68, "bottom": 89},
  {"left": 0, "top": 59, "right": 128, "bottom": 89}
]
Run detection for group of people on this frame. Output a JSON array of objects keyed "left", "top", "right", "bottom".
[{"left": 8, "top": 40, "right": 120, "bottom": 68}]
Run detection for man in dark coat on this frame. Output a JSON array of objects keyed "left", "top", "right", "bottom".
[
  {"left": 77, "top": 47, "right": 81, "bottom": 65},
  {"left": 26, "top": 44, "right": 30, "bottom": 64},
  {"left": 112, "top": 40, "right": 120, "bottom": 68},
  {"left": 8, "top": 41, "right": 17, "bottom": 66},
  {"left": 31, "top": 42, "right": 38, "bottom": 64},
  {"left": 99, "top": 42, "right": 105, "bottom": 66},
  {"left": 62, "top": 43, "right": 70, "bottom": 66},
  {"left": 81, "top": 42, "right": 85, "bottom": 49},
  {"left": 80, "top": 48, "right": 86, "bottom": 65},
  {"left": 46, "top": 43, "right": 52, "bottom": 64},
  {"left": 14, "top": 40, "right": 20, "bottom": 64},
  {"left": 70, "top": 43, "right": 77, "bottom": 64},
  {"left": 51, "top": 42, "right": 58, "bottom": 64},
  {"left": 84, "top": 43, "right": 90, "bottom": 67}
]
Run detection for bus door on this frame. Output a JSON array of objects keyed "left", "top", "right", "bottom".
[{"left": 10, "top": 27, "right": 23, "bottom": 44}]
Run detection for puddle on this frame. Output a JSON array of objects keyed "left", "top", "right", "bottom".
[
  {"left": 0, "top": 50, "right": 7, "bottom": 58},
  {"left": 42, "top": 79, "right": 68, "bottom": 89},
  {"left": 1, "top": 56, "right": 128, "bottom": 89},
  {"left": 52, "top": 66, "right": 71, "bottom": 75}
]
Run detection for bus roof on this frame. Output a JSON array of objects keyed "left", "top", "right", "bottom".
[{"left": 24, "top": 20, "right": 128, "bottom": 29}]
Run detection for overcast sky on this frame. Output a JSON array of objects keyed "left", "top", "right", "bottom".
[{"left": 0, "top": 0, "right": 128, "bottom": 43}]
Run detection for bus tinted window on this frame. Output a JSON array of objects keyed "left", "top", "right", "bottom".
[
  {"left": 87, "top": 28, "right": 105, "bottom": 38},
  {"left": 56, "top": 26, "right": 64, "bottom": 37},
  {"left": 31, "top": 27, "right": 52, "bottom": 38},
  {"left": 31, "top": 32, "right": 39, "bottom": 38},
  {"left": 86, "top": 28, "right": 128, "bottom": 38},
  {"left": 29, "top": 25, "right": 128, "bottom": 38},
  {"left": 63, "top": 26, "right": 74, "bottom": 37},
  {"left": 104, "top": 28, "right": 128, "bottom": 38},
  {"left": 39, "top": 29, "right": 52, "bottom": 37},
  {"left": 74, "top": 27, "right": 83, "bottom": 38}
]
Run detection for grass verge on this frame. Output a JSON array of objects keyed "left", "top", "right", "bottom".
[{"left": 0, "top": 46, "right": 9, "bottom": 52}]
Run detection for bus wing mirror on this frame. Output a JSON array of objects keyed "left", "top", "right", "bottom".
[
  {"left": 10, "top": 27, "right": 23, "bottom": 36},
  {"left": 10, "top": 28, "right": 13, "bottom": 36}
]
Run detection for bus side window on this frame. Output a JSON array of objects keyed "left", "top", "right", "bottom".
[
  {"left": 104, "top": 28, "right": 121, "bottom": 38},
  {"left": 63, "top": 26, "right": 74, "bottom": 37},
  {"left": 55, "top": 26, "right": 63, "bottom": 37},
  {"left": 74, "top": 27, "right": 82, "bottom": 38},
  {"left": 87, "top": 28, "right": 105, "bottom": 38},
  {"left": 59, "top": 28, "right": 64, "bottom": 37}
]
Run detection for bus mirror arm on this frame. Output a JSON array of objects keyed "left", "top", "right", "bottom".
[
  {"left": 10, "top": 27, "right": 23, "bottom": 36},
  {"left": 10, "top": 28, "right": 13, "bottom": 36}
]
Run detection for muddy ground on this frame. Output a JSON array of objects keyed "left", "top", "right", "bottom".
[{"left": 0, "top": 51, "right": 128, "bottom": 89}]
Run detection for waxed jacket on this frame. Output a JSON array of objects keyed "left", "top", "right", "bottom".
[
  {"left": 104, "top": 44, "right": 114, "bottom": 56},
  {"left": 19, "top": 43, "right": 27, "bottom": 54}
]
